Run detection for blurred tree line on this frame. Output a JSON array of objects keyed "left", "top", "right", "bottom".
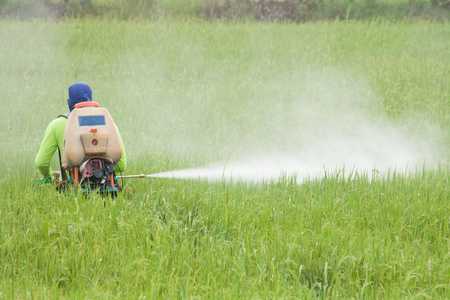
[{"left": 0, "top": 0, "right": 448, "bottom": 21}]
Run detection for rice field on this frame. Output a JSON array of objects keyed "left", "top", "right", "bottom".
[{"left": 0, "top": 19, "right": 449, "bottom": 298}]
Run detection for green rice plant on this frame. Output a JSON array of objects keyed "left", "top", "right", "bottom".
[{"left": 1, "top": 164, "right": 448, "bottom": 298}]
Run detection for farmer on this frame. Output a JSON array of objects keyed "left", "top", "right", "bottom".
[{"left": 35, "top": 82, "right": 126, "bottom": 183}]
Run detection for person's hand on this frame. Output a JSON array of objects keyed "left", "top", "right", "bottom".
[
  {"left": 36, "top": 178, "right": 52, "bottom": 184},
  {"left": 53, "top": 171, "right": 61, "bottom": 185}
]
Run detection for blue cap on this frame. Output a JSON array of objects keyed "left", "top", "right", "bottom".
[{"left": 67, "top": 82, "right": 93, "bottom": 111}]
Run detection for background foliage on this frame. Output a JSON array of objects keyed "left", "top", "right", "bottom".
[{"left": 0, "top": 0, "right": 449, "bottom": 21}]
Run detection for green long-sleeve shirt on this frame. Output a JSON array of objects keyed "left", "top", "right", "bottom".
[{"left": 35, "top": 116, "right": 127, "bottom": 179}]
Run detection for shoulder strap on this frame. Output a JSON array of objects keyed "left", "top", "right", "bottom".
[
  {"left": 58, "top": 112, "right": 70, "bottom": 119},
  {"left": 58, "top": 148, "right": 69, "bottom": 181}
]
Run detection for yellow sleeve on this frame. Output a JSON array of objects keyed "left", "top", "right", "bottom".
[{"left": 35, "top": 122, "right": 58, "bottom": 179}]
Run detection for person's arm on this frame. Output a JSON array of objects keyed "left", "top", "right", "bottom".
[{"left": 35, "top": 123, "right": 58, "bottom": 179}]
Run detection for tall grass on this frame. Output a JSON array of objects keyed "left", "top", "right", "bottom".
[
  {"left": 0, "top": 20, "right": 449, "bottom": 298},
  {"left": 1, "top": 163, "right": 449, "bottom": 298}
]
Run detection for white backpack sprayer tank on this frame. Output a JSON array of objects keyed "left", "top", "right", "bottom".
[{"left": 61, "top": 101, "right": 122, "bottom": 196}]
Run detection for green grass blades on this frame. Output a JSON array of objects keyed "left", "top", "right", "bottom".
[{"left": 1, "top": 166, "right": 449, "bottom": 298}]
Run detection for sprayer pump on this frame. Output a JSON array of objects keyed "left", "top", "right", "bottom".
[{"left": 57, "top": 101, "right": 123, "bottom": 197}]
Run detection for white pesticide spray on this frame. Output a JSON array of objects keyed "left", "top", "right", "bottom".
[{"left": 130, "top": 68, "right": 446, "bottom": 183}]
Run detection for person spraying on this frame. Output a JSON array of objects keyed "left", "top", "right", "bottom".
[{"left": 35, "top": 82, "right": 126, "bottom": 194}]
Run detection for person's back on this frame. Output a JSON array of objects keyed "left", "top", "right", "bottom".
[{"left": 35, "top": 82, "right": 126, "bottom": 185}]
